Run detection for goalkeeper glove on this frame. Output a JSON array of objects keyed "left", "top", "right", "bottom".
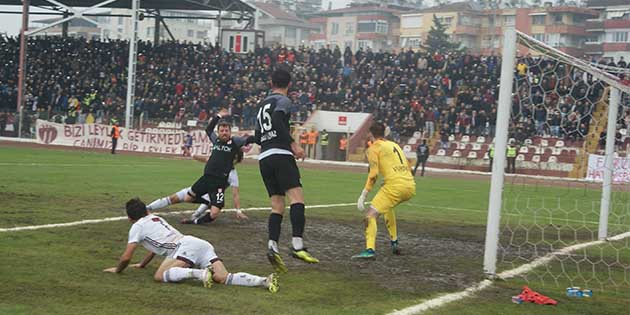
[{"left": 357, "top": 189, "right": 368, "bottom": 211}]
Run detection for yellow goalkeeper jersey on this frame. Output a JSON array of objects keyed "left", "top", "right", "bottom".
[{"left": 364, "top": 139, "right": 414, "bottom": 191}]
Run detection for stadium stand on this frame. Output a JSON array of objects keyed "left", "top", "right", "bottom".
[{"left": 1, "top": 35, "right": 629, "bottom": 175}]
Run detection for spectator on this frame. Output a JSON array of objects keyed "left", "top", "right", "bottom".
[
  {"left": 182, "top": 132, "right": 193, "bottom": 157},
  {"left": 413, "top": 139, "right": 430, "bottom": 177},
  {"left": 506, "top": 140, "right": 517, "bottom": 174},
  {"left": 307, "top": 127, "right": 318, "bottom": 159},
  {"left": 338, "top": 134, "right": 347, "bottom": 161},
  {"left": 319, "top": 129, "right": 329, "bottom": 160},
  {"left": 440, "top": 124, "right": 449, "bottom": 149},
  {"left": 299, "top": 130, "right": 308, "bottom": 151},
  {"left": 0, "top": 35, "right": 615, "bottom": 163},
  {"left": 110, "top": 120, "right": 120, "bottom": 154}
]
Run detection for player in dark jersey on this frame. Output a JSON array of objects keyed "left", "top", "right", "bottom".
[
  {"left": 145, "top": 109, "right": 254, "bottom": 220},
  {"left": 181, "top": 149, "right": 249, "bottom": 224},
  {"left": 255, "top": 69, "right": 319, "bottom": 273}
]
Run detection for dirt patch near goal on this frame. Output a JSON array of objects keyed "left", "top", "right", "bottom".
[{"left": 180, "top": 212, "right": 486, "bottom": 293}]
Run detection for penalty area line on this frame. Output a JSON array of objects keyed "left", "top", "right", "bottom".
[
  {"left": 387, "top": 231, "right": 630, "bottom": 315},
  {"left": 0, "top": 202, "right": 356, "bottom": 233}
]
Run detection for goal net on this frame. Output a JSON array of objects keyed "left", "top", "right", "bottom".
[{"left": 484, "top": 29, "right": 630, "bottom": 292}]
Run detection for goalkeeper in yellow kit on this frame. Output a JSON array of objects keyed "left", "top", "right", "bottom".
[{"left": 353, "top": 122, "right": 416, "bottom": 259}]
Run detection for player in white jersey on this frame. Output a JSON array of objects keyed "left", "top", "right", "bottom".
[
  {"left": 103, "top": 198, "right": 278, "bottom": 293},
  {"left": 181, "top": 149, "right": 248, "bottom": 224}
]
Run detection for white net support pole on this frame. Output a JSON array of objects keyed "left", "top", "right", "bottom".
[
  {"left": 125, "top": 0, "right": 140, "bottom": 129},
  {"left": 598, "top": 88, "right": 621, "bottom": 240},
  {"left": 483, "top": 27, "right": 517, "bottom": 276}
]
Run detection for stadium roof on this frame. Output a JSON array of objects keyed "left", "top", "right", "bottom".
[{"left": 0, "top": 0, "right": 254, "bottom": 12}]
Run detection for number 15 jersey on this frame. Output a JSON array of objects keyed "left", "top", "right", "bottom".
[
  {"left": 364, "top": 139, "right": 414, "bottom": 191},
  {"left": 255, "top": 93, "right": 294, "bottom": 160}
]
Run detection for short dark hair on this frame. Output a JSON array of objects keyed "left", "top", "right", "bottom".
[
  {"left": 370, "top": 122, "right": 386, "bottom": 138},
  {"left": 126, "top": 198, "right": 148, "bottom": 220},
  {"left": 271, "top": 69, "right": 291, "bottom": 88},
  {"left": 218, "top": 119, "right": 231, "bottom": 129}
]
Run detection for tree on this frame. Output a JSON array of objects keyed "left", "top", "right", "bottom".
[{"left": 422, "top": 14, "right": 461, "bottom": 54}]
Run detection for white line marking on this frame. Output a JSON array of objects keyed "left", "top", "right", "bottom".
[
  {"left": 0, "top": 162, "right": 167, "bottom": 167},
  {"left": 387, "top": 230, "right": 630, "bottom": 315},
  {"left": 0, "top": 203, "right": 356, "bottom": 232},
  {"left": 388, "top": 280, "right": 494, "bottom": 315}
]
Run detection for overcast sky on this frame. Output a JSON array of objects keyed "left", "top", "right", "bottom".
[{"left": 0, "top": 1, "right": 358, "bottom": 35}]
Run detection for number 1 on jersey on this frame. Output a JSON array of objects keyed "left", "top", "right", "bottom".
[
  {"left": 257, "top": 104, "right": 272, "bottom": 132},
  {"left": 393, "top": 147, "right": 404, "bottom": 164}
]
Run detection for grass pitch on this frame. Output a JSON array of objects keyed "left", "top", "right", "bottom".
[{"left": 1, "top": 145, "right": 629, "bottom": 315}]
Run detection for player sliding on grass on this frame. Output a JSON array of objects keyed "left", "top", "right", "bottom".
[
  {"left": 145, "top": 109, "right": 254, "bottom": 223},
  {"left": 255, "top": 68, "right": 319, "bottom": 273},
  {"left": 181, "top": 140, "right": 249, "bottom": 224},
  {"left": 354, "top": 122, "right": 416, "bottom": 259},
  {"left": 104, "top": 198, "right": 278, "bottom": 293}
]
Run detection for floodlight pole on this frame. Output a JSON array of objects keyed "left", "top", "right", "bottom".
[
  {"left": 483, "top": 27, "right": 517, "bottom": 277},
  {"left": 598, "top": 88, "right": 620, "bottom": 240},
  {"left": 125, "top": 0, "right": 140, "bottom": 129},
  {"left": 17, "top": 0, "right": 30, "bottom": 139}
]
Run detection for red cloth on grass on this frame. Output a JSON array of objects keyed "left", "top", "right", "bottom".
[{"left": 517, "top": 286, "right": 557, "bottom": 305}]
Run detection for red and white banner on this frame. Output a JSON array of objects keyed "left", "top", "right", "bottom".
[
  {"left": 37, "top": 119, "right": 256, "bottom": 156},
  {"left": 586, "top": 154, "right": 630, "bottom": 183}
]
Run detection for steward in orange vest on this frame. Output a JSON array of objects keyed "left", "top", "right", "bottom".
[{"left": 110, "top": 121, "right": 120, "bottom": 154}]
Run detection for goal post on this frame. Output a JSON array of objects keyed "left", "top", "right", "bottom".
[
  {"left": 483, "top": 28, "right": 630, "bottom": 289},
  {"left": 599, "top": 88, "right": 621, "bottom": 241},
  {"left": 483, "top": 27, "right": 517, "bottom": 277}
]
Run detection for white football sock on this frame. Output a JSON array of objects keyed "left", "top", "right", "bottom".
[
  {"left": 268, "top": 240, "right": 279, "bottom": 253},
  {"left": 191, "top": 204, "right": 209, "bottom": 220},
  {"left": 175, "top": 188, "right": 190, "bottom": 201},
  {"left": 292, "top": 237, "right": 304, "bottom": 251},
  {"left": 162, "top": 267, "right": 205, "bottom": 283},
  {"left": 147, "top": 197, "right": 170, "bottom": 211},
  {"left": 225, "top": 273, "right": 266, "bottom": 287}
]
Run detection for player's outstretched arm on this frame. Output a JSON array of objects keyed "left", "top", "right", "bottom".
[
  {"left": 103, "top": 242, "right": 138, "bottom": 273},
  {"left": 233, "top": 134, "right": 256, "bottom": 148},
  {"left": 206, "top": 109, "right": 229, "bottom": 143},
  {"left": 130, "top": 251, "right": 155, "bottom": 269}
]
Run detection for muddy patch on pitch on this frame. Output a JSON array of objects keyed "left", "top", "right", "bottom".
[{"left": 178, "top": 213, "right": 485, "bottom": 293}]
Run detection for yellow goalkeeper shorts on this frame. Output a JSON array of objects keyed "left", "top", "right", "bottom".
[{"left": 370, "top": 181, "right": 416, "bottom": 214}]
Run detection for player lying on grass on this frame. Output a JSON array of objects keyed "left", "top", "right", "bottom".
[
  {"left": 145, "top": 109, "right": 254, "bottom": 223},
  {"left": 103, "top": 198, "right": 278, "bottom": 292},
  {"left": 354, "top": 122, "right": 416, "bottom": 259},
  {"left": 181, "top": 149, "right": 248, "bottom": 224}
]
